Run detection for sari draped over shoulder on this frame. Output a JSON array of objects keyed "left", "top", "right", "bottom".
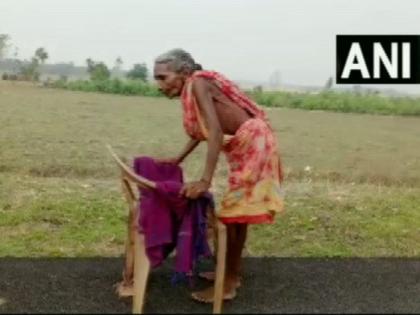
[{"left": 181, "top": 70, "right": 285, "bottom": 224}]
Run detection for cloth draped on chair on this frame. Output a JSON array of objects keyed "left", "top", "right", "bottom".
[{"left": 133, "top": 156, "right": 213, "bottom": 285}]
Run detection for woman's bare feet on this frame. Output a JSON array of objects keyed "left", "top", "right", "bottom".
[
  {"left": 114, "top": 280, "right": 134, "bottom": 298},
  {"left": 198, "top": 271, "right": 242, "bottom": 288},
  {"left": 191, "top": 279, "right": 237, "bottom": 303},
  {"left": 198, "top": 271, "right": 216, "bottom": 281}
]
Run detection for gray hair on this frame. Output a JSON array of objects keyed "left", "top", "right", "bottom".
[{"left": 155, "top": 48, "right": 202, "bottom": 73}]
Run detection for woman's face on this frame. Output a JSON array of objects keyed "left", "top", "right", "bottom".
[{"left": 153, "top": 63, "right": 187, "bottom": 98}]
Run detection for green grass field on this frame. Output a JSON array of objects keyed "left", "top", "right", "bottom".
[
  {"left": 50, "top": 78, "right": 420, "bottom": 116},
  {"left": 1, "top": 81, "right": 419, "bottom": 257}
]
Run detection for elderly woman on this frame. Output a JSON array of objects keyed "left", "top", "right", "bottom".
[{"left": 153, "top": 49, "right": 285, "bottom": 303}]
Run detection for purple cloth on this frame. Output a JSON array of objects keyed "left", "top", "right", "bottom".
[{"left": 133, "top": 156, "right": 213, "bottom": 282}]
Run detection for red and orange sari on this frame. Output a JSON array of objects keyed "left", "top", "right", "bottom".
[{"left": 181, "top": 70, "right": 285, "bottom": 224}]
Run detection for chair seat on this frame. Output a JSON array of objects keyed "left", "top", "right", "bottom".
[{"left": 107, "top": 144, "right": 227, "bottom": 314}]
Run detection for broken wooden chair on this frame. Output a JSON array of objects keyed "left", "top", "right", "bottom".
[{"left": 106, "top": 145, "right": 228, "bottom": 314}]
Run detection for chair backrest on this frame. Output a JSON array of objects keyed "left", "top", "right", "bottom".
[{"left": 106, "top": 144, "right": 157, "bottom": 190}]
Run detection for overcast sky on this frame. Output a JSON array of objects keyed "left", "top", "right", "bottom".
[{"left": 1, "top": 0, "right": 419, "bottom": 94}]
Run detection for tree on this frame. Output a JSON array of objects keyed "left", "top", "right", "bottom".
[
  {"left": 253, "top": 85, "right": 263, "bottom": 93},
  {"left": 12, "top": 47, "right": 21, "bottom": 74},
  {"left": 86, "top": 58, "right": 110, "bottom": 81},
  {"left": 112, "top": 56, "right": 124, "bottom": 78},
  {"left": 269, "top": 70, "right": 282, "bottom": 89},
  {"left": 114, "top": 56, "right": 123, "bottom": 71},
  {"left": 323, "top": 76, "right": 333, "bottom": 90},
  {"left": 126, "top": 63, "right": 148, "bottom": 81},
  {"left": 86, "top": 58, "right": 94, "bottom": 72},
  {"left": 13, "top": 46, "right": 19, "bottom": 59},
  {"left": 18, "top": 47, "right": 49, "bottom": 81},
  {"left": 0, "top": 34, "right": 11, "bottom": 60},
  {"left": 19, "top": 57, "right": 40, "bottom": 81},
  {"left": 35, "top": 47, "right": 49, "bottom": 64},
  {"left": 353, "top": 85, "right": 362, "bottom": 95}
]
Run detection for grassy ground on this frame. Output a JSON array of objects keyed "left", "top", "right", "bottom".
[
  {"left": 252, "top": 90, "right": 420, "bottom": 116},
  {"left": 49, "top": 78, "right": 420, "bottom": 116},
  {"left": 0, "top": 81, "right": 419, "bottom": 257}
]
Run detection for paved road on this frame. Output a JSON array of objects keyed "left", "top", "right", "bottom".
[{"left": 0, "top": 257, "right": 419, "bottom": 313}]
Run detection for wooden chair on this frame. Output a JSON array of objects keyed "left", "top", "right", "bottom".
[{"left": 106, "top": 145, "right": 228, "bottom": 314}]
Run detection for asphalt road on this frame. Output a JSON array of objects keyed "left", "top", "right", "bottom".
[{"left": 0, "top": 257, "right": 419, "bottom": 313}]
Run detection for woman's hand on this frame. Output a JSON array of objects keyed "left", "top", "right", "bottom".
[{"left": 180, "top": 180, "right": 210, "bottom": 199}]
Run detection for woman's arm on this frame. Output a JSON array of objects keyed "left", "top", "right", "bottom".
[
  {"left": 192, "top": 78, "right": 223, "bottom": 184},
  {"left": 176, "top": 138, "right": 200, "bottom": 164},
  {"left": 180, "top": 78, "right": 223, "bottom": 199}
]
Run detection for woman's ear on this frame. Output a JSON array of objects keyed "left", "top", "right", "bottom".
[
  {"left": 178, "top": 68, "right": 190, "bottom": 80},
  {"left": 181, "top": 66, "right": 190, "bottom": 76}
]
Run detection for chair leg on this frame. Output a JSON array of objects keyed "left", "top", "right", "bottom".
[
  {"left": 213, "top": 221, "right": 227, "bottom": 314},
  {"left": 211, "top": 212, "right": 219, "bottom": 259},
  {"left": 132, "top": 231, "right": 150, "bottom": 314},
  {"left": 122, "top": 206, "right": 136, "bottom": 284},
  {"left": 120, "top": 178, "right": 137, "bottom": 289}
]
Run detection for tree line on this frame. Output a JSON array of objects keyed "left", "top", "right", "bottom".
[{"left": 0, "top": 34, "right": 149, "bottom": 82}]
